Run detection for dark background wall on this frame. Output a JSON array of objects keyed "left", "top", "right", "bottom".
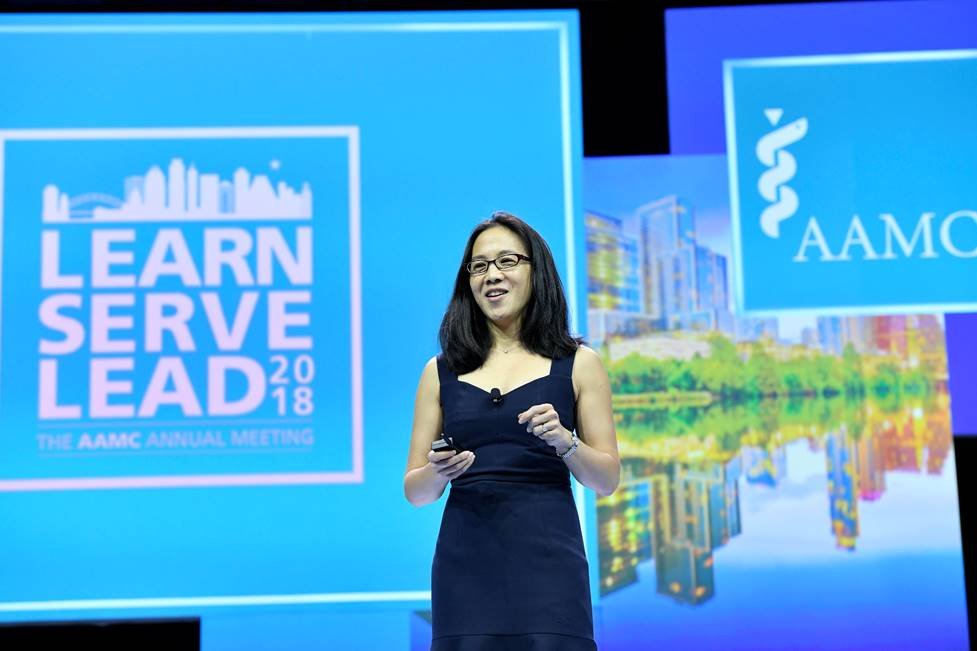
[{"left": 0, "top": 0, "right": 972, "bottom": 644}]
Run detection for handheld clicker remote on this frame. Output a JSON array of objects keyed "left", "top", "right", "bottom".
[{"left": 431, "top": 436, "right": 464, "bottom": 453}]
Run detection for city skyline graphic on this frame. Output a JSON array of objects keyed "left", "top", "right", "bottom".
[
  {"left": 585, "top": 193, "right": 944, "bottom": 353},
  {"left": 598, "top": 396, "right": 954, "bottom": 605},
  {"left": 41, "top": 158, "right": 313, "bottom": 223}
]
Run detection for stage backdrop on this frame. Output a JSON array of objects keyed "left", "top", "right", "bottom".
[
  {"left": 665, "top": 0, "right": 977, "bottom": 436},
  {"left": 583, "top": 154, "right": 969, "bottom": 651},
  {"left": 0, "top": 11, "right": 586, "bottom": 650}
]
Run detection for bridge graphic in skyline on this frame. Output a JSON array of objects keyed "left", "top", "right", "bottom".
[{"left": 42, "top": 158, "right": 313, "bottom": 223}]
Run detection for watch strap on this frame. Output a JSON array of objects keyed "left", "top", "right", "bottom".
[{"left": 558, "top": 431, "right": 579, "bottom": 460}]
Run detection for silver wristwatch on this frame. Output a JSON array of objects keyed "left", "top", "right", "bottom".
[{"left": 558, "top": 431, "right": 579, "bottom": 460}]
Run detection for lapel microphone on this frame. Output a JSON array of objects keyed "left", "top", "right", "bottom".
[{"left": 490, "top": 388, "right": 503, "bottom": 406}]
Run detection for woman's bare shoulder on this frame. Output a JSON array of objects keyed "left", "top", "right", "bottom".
[
  {"left": 573, "top": 345, "right": 604, "bottom": 372},
  {"left": 421, "top": 355, "right": 440, "bottom": 382},
  {"left": 408, "top": 355, "right": 437, "bottom": 393},
  {"left": 571, "top": 345, "right": 606, "bottom": 396}
]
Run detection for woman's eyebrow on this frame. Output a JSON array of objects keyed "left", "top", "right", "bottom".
[{"left": 471, "top": 249, "right": 519, "bottom": 259}]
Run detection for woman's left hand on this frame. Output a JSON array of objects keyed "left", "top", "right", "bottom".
[{"left": 517, "top": 403, "right": 573, "bottom": 454}]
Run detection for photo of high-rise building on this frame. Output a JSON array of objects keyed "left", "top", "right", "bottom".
[{"left": 584, "top": 156, "right": 965, "bottom": 634}]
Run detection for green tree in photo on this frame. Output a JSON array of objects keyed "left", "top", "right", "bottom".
[
  {"left": 842, "top": 344, "right": 866, "bottom": 397},
  {"left": 812, "top": 355, "right": 843, "bottom": 396},
  {"left": 699, "top": 334, "right": 744, "bottom": 397},
  {"left": 902, "top": 368, "right": 933, "bottom": 396},
  {"left": 871, "top": 362, "right": 901, "bottom": 397},
  {"left": 745, "top": 344, "right": 782, "bottom": 397},
  {"left": 781, "top": 359, "right": 807, "bottom": 396},
  {"left": 665, "top": 358, "right": 696, "bottom": 392}
]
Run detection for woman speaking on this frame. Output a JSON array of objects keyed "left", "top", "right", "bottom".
[{"left": 404, "top": 212, "right": 620, "bottom": 650}]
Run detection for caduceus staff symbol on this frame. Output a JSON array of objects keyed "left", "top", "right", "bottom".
[{"left": 756, "top": 109, "right": 808, "bottom": 239}]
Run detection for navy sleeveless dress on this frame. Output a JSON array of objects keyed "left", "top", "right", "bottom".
[{"left": 431, "top": 353, "right": 596, "bottom": 650}]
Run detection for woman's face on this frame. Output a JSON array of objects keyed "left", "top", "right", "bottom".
[{"left": 468, "top": 226, "right": 533, "bottom": 328}]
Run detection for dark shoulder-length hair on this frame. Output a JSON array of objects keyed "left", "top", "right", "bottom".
[{"left": 438, "top": 211, "right": 582, "bottom": 373}]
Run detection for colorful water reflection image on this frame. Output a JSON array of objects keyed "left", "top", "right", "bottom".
[
  {"left": 601, "top": 390, "right": 952, "bottom": 599},
  {"left": 584, "top": 155, "right": 969, "bottom": 650}
]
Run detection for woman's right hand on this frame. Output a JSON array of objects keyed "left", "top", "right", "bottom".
[
  {"left": 427, "top": 449, "right": 476, "bottom": 481},
  {"left": 406, "top": 358, "right": 475, "bottom": 505}
]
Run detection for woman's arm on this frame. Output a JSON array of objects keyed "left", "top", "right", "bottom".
[
  {"left": 565, "top": 346, "right": 620, "bottom": 496},
  {"left": 518, "top": 346, "right": 620, "bottom": 496},
  {"left": 404, "top": 356, "right": 476, "bottom": 506}
]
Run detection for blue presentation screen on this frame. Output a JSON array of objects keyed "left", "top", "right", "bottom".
[
  {"left": 665, "top": 0, "right": 977, "bottom": 436},
  {"left": 724, "top": 51, "right": 977, "bottom": 315},
  {"left": 665, "top": 0, "right": 977, "bottom": 156},
  {"left": 0, "top": 11, "right": 585, "bottom": 624}
]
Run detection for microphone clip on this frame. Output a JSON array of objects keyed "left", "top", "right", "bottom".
[{"left": 490, "top": 388, "right": 504, "bottom": 406}]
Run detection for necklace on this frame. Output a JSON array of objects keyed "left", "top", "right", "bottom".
[{"left": 497, "top": 342, "right": 521, "bottom": 354}]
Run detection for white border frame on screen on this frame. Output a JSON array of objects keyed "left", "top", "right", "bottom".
[
  {"left": 0, "top": 125, "right": 363, "bottom": 491},
  {"left": 723, "top": 48, "right": 977, "bottom": 317},
  {"left": 0, "top": 15, "right": 582, "bottom": 614}
]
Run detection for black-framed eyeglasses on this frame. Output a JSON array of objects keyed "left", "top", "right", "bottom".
[{"left": 465, "top": 253, "right": 532, "bottom": 275}]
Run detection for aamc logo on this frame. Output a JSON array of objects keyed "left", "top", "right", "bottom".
[{"left": 756, "top": 108, "right": 977, "bottom": 262}]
